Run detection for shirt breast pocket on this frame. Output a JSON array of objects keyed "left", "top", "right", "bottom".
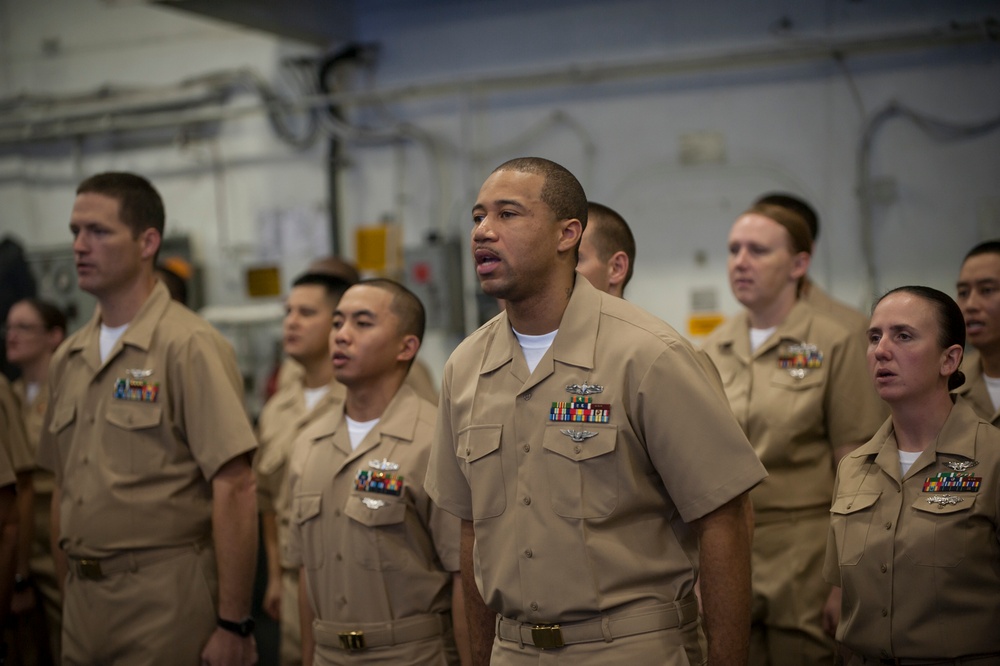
[
  {"left": 344, "top": 496, "right": 408, "bottom": 571},
  {"left": 829, "top": 491, "right": 881, "bottom": 566},
  {"left": 905, "top": 495, "right": 975, "bottom": 567},
  {"left": 293, "top": 493, "right": 324, "bottom": 570},
  {"left": 542, "top": 424, "right": 619, "bottom": 519},
  {"left": 769, "top": 367, "right": 825, "bottom": 391},
  {"left": 458, "top": 425, "right": 506, "bottom": 519},
  {"left": 104, "top": 403, "right": 164, "bottom": 474}
]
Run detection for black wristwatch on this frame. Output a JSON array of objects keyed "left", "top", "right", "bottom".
[{"left": 217, "top": 616, "right": 255, "bottom": 637}]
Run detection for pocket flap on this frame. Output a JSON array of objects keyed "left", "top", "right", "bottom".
[
  {"left": 344, "top": 496, "right": 406, "bottom": 526},
  {"left": 830, "top": 491, "right": 881, "bottom": 515},
  {"left": 48, "top": 402, "right": 76, "bottom": 434},
  {"left": 293, "top": 493, "right": 322, "bottom": 525},
  {"left": 912, "top": 494, "right": 975, "bottom": 515},
  {"left": 769, "top": 368, "right": 824, "bottom": 390},
  {"left": 457, "top": 425, "right": 502, "bottom": 463},
  {"left": 106, "top": 403, "right": 162, "bottom": 430},
  {"left": 543, "top": 425, "right": 617, "bottom": 461}
]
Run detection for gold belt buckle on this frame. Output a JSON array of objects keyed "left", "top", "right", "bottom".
[
  {"left": 78, "top": 559, "right": 103, "bottom": 580},
  {"left": 338, "top": 631, "right": 365, "bottom": 651},
  {"left": 530, "top": 624, "right": 564, "bottom": 649}
]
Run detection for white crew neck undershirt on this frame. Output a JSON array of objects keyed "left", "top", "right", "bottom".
[
  {"left": 302, "top": 384, "right": 330, "bottom": 412},
  {"left": 512, "top": 328, "right": 557, "bottom": 374},
  {"left": 983, "top": 374, "right": 1000, "bottom": 411},
  {"left": 898, "top": 449, "right": 922, "bottom": 477},
  {"left": 749, "top": 326, "right": 777, "bottom": 353},
  {"left": 25, "top": 381, "right": 41, "bottom": 405},
  {"left": 99, "top": 323, "right": 129, "bottom": 363},
  {"left": 346, "top": 415, "right": 379, "bottom": 450}
]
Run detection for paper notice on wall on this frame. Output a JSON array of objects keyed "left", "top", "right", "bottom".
[{"left": 257, "top": 206, "right": 330, "bottom": 262}]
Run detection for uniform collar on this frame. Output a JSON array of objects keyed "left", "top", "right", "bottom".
[
  {"left": 711, "top": 299, "right": 815, "bottom": 360},
  {"left": 479, "top": 276, "right": 600, "bottom": 376},
  {"left": 954, "top": 347, "right": 982, "bottom": 397},
  {"left": 309, "top": 383, "right": 420, "bottom": 448},
  {"left": 850, "top": 400, "right": 982, "bottom": 471},
  {"left": 67, "top": 280, "right": 172, "bottom": 368}
]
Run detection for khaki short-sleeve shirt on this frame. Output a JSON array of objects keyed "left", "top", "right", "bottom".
[
  {"left": 0, "top": 377, "right": 20, "bottom": 489},
  {"left": 288, "top": 385, "right": 459, "bottom": 625},
  {"left": 824, "top": 401, "right": 1000, "bottom": 659},
  {"left": 14, "top": 379, "right": 55, "bottom": 496},
  {"left": 426, "top": 278, "right": 766, "bottom": 624},
  {"left": 36, "top": 282, "right": 257, "bottom": 557},
  {"left": 801, "top": 281, "right": 868, "bottom": 333},
  {"left": 953, "top": 349, "right": 1000, "bottom": 426},
  {"left": 0, "top": 375, "right": 33, "bottom": 475},
  {"left": 255, "top": 379, "right": 345, "bottom": 569},
  {"left": 702, "top": 301, "right": 886, "bottom": 515}
]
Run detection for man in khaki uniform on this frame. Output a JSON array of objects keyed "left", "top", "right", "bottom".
[
  {"left": 256, "top": 270, "right": 349, "bottom": 666},
  {"left": 755, "top": 193, "right": 868, "bottom": 332},
  {"left": 274, "top": 257, "right": 440, "bottom": 407},
  {"left": 289, "top": 279, "right": 464, "bottom": 665},
  {"left": 575, "top": 201, "right": 635, "bottom": 299},
  {"left": 702, "top": 204, "right": 885, "bottom": 665},
  {"left": 955, "top": 240, "right": 1000, "bottom": 424},
  {"left": 36, "top": 172, "right": 258, "bottom": 665},
  {"left": 427, "top": 157, "right": 766, "bottom": 665}
]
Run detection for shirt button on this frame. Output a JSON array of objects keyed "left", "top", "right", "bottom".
[
  {"left": 523, "top": 444, "right": 530, "bottom": 453},
  {"left": 76, "top": 498, "right": 83, "bottom": 505},
  {"left": 529, "top": 602, "right": 538, "bottom": 611},
  {"left": 334, "top": 510, "right": 341, "bottom": 517},
  {"left": 574, "top": 445, "right": 582, "bottom": 454},
  {"left": 465, "top": 448, "right": 471, "bottom": 456},
  {"left": 523, "top": 393, "right": 532, "bottom": 401},
  {"left": 524, "top": 548, "right": 532, "bottom": 558},
  {"left": 335, "top": 553, "right": 342, "bottom": 561},
  {"left": 880, "top": 563, "right": 887, "bottom": 573},
  {"left": 522, "top": 496, "right": 531, "bottom": 506},
  {"left": 885, "top": 521, "right": 892, "bottom": 530},
  {"left": 881, "top": 608, "right": 888, "bottom": 617},
  {"left": 339, "top": 596, "right": 347, "bottom": 605},
  {"left": 88, "top": 416, "right": 95, "bottom": 424}
]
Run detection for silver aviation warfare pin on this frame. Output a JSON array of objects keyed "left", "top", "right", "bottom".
[{"left": 560, "top": 429, "right": 598, "bottom": 443}]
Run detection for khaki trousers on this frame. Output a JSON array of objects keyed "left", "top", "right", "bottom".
[{"left": 62, "top": 544, "right": 217, "bottom": 666}]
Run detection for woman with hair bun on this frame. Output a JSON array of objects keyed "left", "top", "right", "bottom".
[{"left": 824, "top": 286, "right": 1000, "bottom": 663}]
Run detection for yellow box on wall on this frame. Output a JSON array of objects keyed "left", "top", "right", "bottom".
[
  {"left": 245, "top": 265, "right": 282, "bottom": 298},
  {"left": 355, "top": 222, "right": 403, "bottom": 276}
]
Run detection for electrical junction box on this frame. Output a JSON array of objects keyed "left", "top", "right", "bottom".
[{"left": 403, "top": 235, "right": 464, "bottom": 335}]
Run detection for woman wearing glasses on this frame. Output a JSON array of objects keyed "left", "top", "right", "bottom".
[{"left": 4, "top": 298, "right": 66, "bottom": 663}]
